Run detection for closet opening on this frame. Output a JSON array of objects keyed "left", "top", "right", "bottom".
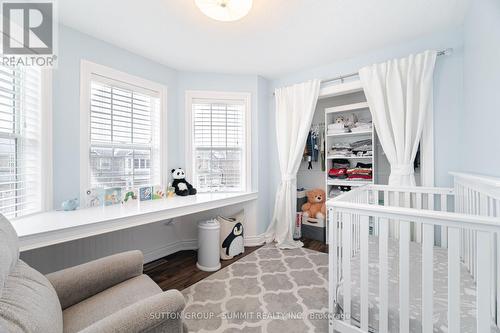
[{"left": 295, "top": 80, "right": 425, "bottom": 244}]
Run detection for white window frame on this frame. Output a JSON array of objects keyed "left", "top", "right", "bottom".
[
  {"left": 185, "top": 90, "right": 251, "bottom": 193},
  {"left": 79, "top": 60, "right": 167, "bottom": 199},
  {"left": 41, "top": 69, "right": 53, "bottom": 212}
]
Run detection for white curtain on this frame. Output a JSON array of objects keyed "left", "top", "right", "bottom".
[
  {"left": 359, "top": 50, "right": 437, "bottom": 186},
  {"left": 265, "top": 79, "right": 321, "bottom": 249}
]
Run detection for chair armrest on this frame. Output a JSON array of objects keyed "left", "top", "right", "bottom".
[
  {"left": 79, "top": 290, "right": 186, "bottom": 333},
  {"left": 46, "top": 250, "right": 144, "bottom": 309}
]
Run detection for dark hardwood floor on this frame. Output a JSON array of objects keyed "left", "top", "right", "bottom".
[
  {"left": 302, "top": 237, "right": 328, "bottom": 253},
  {"left": 144, "top": 237, "right": 328, "bottom": 291}
]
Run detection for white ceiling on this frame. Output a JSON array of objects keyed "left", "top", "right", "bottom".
[{"left": 59, "top": 0, "right": 467, "bottom": 79}]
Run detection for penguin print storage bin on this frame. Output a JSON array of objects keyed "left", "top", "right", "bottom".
[{"left": 217, "top": 210, "right": 245, "bottom": 260}]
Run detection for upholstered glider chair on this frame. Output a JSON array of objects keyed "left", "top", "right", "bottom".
[{"left": 0, "top": 215, "right": 187, "bottom": 333}]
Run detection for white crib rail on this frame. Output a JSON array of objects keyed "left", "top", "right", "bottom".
[
  {"left": 452, "top": 172, "right": 500, "bottom": 327},
  {"left": 328, "top": 175, "right": 500, "bottom": 333}
]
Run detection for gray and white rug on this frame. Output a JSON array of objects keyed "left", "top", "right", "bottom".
[{"left": 182, "top": 245, "right": 329, "bottom": 332}]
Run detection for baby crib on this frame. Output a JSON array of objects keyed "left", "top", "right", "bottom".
[{"left": 327, "top": 172, "right": 500, "bottom": 333}]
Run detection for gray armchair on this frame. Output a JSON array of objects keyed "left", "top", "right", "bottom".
[{"left": 0, "top": 215, "right": 186, "bottom": 333}]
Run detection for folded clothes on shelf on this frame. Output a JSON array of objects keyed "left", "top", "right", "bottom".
[
  {"left": 347, "top": 168, "right": 372, "bottom": 175},
  {"left": 328, "top": 123, "right": 344, "bottom": 131},
  {"left": 330, "top": 149, "right": 351, "bottom": 157},
  {"left": 328, "top": 159, "right": 373, "bottom": 180},
  {"left": 330, "top": 143, "right": 351, "bottom": 157},
  {"left": 332, "top": 159, "right": 350, "bottom": 169},
  {"left": 329, "top": 139, "right": 373, "bottom": 158},
  {"left": 355, "top": 151, "right": 373, "bottom": 157},
  {"left": 328, "top": 168, "right": 348, "bottom": 179},
  {"left": 351, "top": 139, "right": 373, "bottom": 156},
  {"left": 327, "top": 123, "right": 349, "bottom": 132},
  {"left": 347, "top": 165, "right": 373, "bottom": 180},
  {"left": 350, "top": 121, "right": 372, "bottom": 132},
  {"left": 332, "top": 143, "right": 351, "bottom": 149},
  {"left": 353, "top": 144, "right": 372, "bottom": 151},
  {"left": 356, "top": 162, "right": 372, "bottom": 168},
  {"left": 347, "top": 174, "right": 373, "bottom": 180},
  {"left": 351, "top": 139, "right": 372, "bottom": 148}
]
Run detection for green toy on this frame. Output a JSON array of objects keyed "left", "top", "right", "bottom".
[{"left": 123, "top": 190, "right": 137, "bottom": 202}]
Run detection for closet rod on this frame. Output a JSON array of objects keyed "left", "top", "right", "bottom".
[{"left": 273, "top": 48, "right": 453, "bottom": 95}]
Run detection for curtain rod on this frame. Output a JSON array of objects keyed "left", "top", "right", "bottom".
[
  {"left": 273, "top": 48, "right": 453, "bottom": 95},
  {"left": 321, "top": 48, "right": 453, "bottom": 85}
]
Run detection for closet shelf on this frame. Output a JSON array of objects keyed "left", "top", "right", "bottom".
[
  {"left": 325, "top": 102, "right": 369, "bottom": 114},
  {"left": 327, "top": 179, "right": 372, "bottom": 187},
  {"left": 327, "top": 155, "right": 373, "bottom": 160},
  {"left": 326, "top": 130, "right": 372, "bottom": 138}
]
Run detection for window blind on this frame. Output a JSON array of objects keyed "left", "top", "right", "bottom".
[
  {"left": 89, "top": 76, "right": 160, "bottom": 189},
  {"left": 192, "top": 99, "right": 245, "bottom": 192},
  {"left": 0, "top": 65, "right": 42, "bottom": 218}
]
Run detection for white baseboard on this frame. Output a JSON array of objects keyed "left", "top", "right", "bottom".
[
  {"left": 143, "top": 239, "right": 198, "bottom": 263},
  {"left": 143, "top": 234, "right": 266, "bottom": 264},
  {"left": 244, "top": 233, "right": 266, "bottom": 247}
]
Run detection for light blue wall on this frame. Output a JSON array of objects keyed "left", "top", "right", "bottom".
[
  {"left": 462, "top": 0, "right": 500, "bottom": 176},
  {"left": 52, "top": 25, "right": 272, "bottom": 233},
  {"left": 265, "top": 28, "right": 464, "bottom": 231},
  {"left": 256, "top": 76, "right": 271, "bottom": 233},
  {"left": 53, "top": 25, "right": 178, "bottom": 206}
]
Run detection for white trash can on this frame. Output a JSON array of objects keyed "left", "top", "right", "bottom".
[{"left": 196, "top": 219, "right": 221, "bottom": 272}]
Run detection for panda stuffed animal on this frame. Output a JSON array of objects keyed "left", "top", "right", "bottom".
[{"left": 171, "top": 168, "right": 197, "bottom": 196}]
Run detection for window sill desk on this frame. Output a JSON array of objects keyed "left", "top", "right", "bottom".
[{"left": 12, "top": 192, "right": 258, "bottom": 252}]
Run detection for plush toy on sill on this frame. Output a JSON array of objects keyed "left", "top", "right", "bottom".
[
  {"left": 334, "top": 115, "right": 345, "bottom": 124},
  {"left": 171, "top": 168, "right": 197, "bottom": 196},
  {"left": 334, "top": 114, "right": 358, "bottom": 129},
  {"left": 344, "top": 113, "right": 358, "bottom": 129},
  {"left": 301, "top": 188, "right": 327, "bottom": 220},
  {"left": 61, "top": 198, "right": 79, "bottom": 211}
]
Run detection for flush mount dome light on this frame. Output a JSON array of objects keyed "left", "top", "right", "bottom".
[{"left": 195, "top": 0, "right": 253, "bottom": 22}]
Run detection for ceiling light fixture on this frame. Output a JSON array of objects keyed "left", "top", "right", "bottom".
[{"left": 195, "top": 0, "right": 253, "bottom": 22}]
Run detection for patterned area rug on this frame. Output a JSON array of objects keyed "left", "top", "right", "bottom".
[{"left": 182, "top": 245, "right": 329, "bottom": 332}]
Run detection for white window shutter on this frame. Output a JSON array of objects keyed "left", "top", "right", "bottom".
[
  {"left": 0, "top": 65, "right": 42, "bottom": 218},
  {"left": 192, "top": 99, "right": 245, "bottom": 192},
  {"left": 88, "top": 77, "right": 161, "bottom": 189}
]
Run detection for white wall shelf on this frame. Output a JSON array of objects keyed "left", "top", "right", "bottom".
[
  {"left": 318, "top": 80, "right": 363, "bottom": 99},
  {"left": 325, "top": 101, "right": 369, "bottom": 114},
  {"left": 325, "top": 80, "right": 375, "bottom": 203}
]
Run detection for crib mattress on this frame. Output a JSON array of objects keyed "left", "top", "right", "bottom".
[{"left": 336, "top": 236, "right": 499, "bottom": 333}]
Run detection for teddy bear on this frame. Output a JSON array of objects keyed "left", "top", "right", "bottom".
[
  {"left": 301, "top": 188, "right": 327, "bottom": 220},
  {"left": 171, "top": 168, "right": 197, "bottom": 196}
]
